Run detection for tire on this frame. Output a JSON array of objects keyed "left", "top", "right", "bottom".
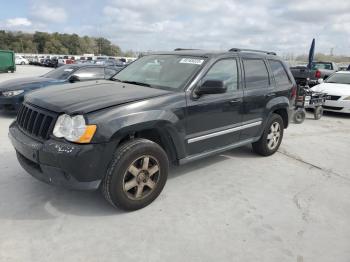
[
  {"left": 252, "top": 114, "right": 284, "bottom": 156},
  {"left": 314, "top": 106, "right": 323, "bottom": 120},
  {"left": 102, "top": 138, "right": 169, "bottom": 211},
  {"left": 20, "top": 62, "right": 25, "bottom": 65},
  {"left": 293, "top": 109, "right": 305, "bottom": 124}
]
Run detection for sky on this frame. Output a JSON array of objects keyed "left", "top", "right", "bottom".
[{"left": 0, "top": 0, "right": 350, "bottom": 55}]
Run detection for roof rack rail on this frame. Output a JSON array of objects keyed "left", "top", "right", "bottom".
[
  {"left": 174, "top": 48, "right": 200, "bottom": 51},
  {"left": 229, "top": 48, "right": 276, "bottom": 56}
]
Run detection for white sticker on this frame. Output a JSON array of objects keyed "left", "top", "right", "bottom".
[
  {"left": 64, "top": 69, "right": 74, "bottom": 72},
  {"left": 179, "top": 58, "right": 204, "bottom": 65}
]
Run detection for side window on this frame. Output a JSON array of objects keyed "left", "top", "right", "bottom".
[
  {"left": 202, "top": 59, "right": 238, "bottom": 91},
  {"left": 105, "top": 67, "right": 118, "bottom": 79},
  {"left": 269, "top": 60, "right": 291, "bottom": 86},
  {"left": 74, "top": 67, "right": 104, "bottom": 80},
  {"left": 243, "top": 59, "right": 269, "bottom": 89}
]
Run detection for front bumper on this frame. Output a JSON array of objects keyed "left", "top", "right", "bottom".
[
  {"left": 323, "top": 100, "right": 350, "bottom": 114},
  {"left": 9, "top": 122, "right": 117, "bottom": 190},
  {"left": 0, "top": 95, "right": 23, "bottom": 110}
]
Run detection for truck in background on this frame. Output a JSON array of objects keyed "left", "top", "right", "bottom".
[{"left": 290, "top": 61, "right": 339, "bottom": 86}]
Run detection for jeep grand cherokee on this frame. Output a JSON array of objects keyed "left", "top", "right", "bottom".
[{"left": 9, "top": 48, "right": 296, "bottom": 210}]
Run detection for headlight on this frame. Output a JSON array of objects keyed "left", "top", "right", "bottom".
[
  {"left": 344, "top": 96, "right": 350, "bottom": 100},
  {"left": 53, "top": 114, "right": 97, "bottom": 143},
  {"left": 2, "top": 90, "right": 24, "bottom": 97}
]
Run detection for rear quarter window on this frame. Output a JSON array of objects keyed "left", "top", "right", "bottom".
[
  {"left": 243, "top": 59, "right": 270, "bottom": 89},
  {"left": 269, "top": 60, "right": 291, "bottom": 86}
]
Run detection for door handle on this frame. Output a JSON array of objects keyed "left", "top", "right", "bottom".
[{"left": 229, "top": 98, "right": 242, "bottom": 104}]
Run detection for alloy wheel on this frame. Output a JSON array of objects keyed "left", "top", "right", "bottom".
[
  {"left": 266, "top": 122, "right": 281, "bottom": 150},
  {"left": 123, "top": 155, "right": 160, "bottom": 200}
]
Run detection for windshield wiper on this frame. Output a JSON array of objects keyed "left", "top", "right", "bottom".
[{"left": 121, "top": 80, "right": 151, "bottom": 87}]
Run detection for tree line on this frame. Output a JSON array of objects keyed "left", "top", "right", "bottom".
[{"left": 0, "top": 30, "right": 132, "bottom": 56}]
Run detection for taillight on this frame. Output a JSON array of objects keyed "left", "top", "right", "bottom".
[
  {"left": 291, "top": 85, "right": 297, "bottom": 98},
  {"left": 315, "top": 70, "right": 321, "bottom": 79}
]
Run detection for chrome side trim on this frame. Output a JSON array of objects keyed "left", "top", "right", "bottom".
[
  {"left": 179, "top": 137, "right": 259, "bottom": 165},
  {"left": 187, "top": 121, "right": 262, "bottom": 144}
]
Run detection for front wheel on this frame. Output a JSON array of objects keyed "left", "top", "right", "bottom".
[
  {"left": 293, "top": 109, "right": 306, "bottom": 124},
  {"left": 252, "top": 114, "right": 284, "bottom": 156},
  {"left": 314, "top": 106, "right": 323, "bottom": 120},
  {"left": 102, "top": 139, "right": 169, "bottom": 211}
]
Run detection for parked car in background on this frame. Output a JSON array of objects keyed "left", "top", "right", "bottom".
[
  {"left": 0, "top": 64, "right": 121, "bottom": 110},
  {"left": 0, "top": 50, "right": 16, "bottom": 73},
  {"left": 311, "top": 71, "right": 350, "bottom": 114},
  {"left": 43, "top": 57, "right": 59, "bottom": 68},
  {"left": 15, "top": 55, "right": 29, "bottom": 65},
  {"left": 290, "top": 61, "right": 339, "bottom": 87},
  {"left": 8, "top": 48, "right": 296, "bottom": 210}
]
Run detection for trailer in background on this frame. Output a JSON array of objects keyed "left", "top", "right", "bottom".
[{"left": 0, "top": 50, "right": 16, "bottom": 73}]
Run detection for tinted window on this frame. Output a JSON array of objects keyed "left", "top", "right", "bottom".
[
  {"left": 74, "top": 67, "right": 104, "bottom": 80},
  {"left": 269, "top": 60, "right": 291, "bottom": 85},
  {"left": 312, "top": 62, "right": 333, "bottom": 70},
  {"left": 243, "top": 59, "right": 269, "bottom": 89},
  {"left": 202, "top": 59, "right": 238, "bottom": 91},
  {"left": 325, "top": 73, "right": 350, "bottom": 84}
]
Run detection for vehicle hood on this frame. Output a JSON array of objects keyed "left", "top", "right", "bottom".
[
  {"left": 0, "top": 76, "right": 62, "bottom": 91},
  {"left": 25, "top": 80, "right": 173, "bottom": 114},
  {"left": 311, "top": 83, "right": 350, "bottom": 96}
]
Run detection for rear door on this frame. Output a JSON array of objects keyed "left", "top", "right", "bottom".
[{"left": 240, "top": 57, "right": 273, "bottom": 140}]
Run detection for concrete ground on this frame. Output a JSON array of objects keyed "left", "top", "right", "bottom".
[{"left": 0, "top": 66, "right": 349, "bottom": 262}]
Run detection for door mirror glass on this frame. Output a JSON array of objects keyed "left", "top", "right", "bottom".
[{"left": 196, "top": 80, "right": 227, "bottom": 95}]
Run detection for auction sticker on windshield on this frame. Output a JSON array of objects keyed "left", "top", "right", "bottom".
[{"left": 179, "top": 58, "right": 204, "bottom": 65}]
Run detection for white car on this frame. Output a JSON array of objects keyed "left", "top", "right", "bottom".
[
  {"left": 311, "top": 71, "right": 350, "bottom": 114},
  {"left": 15, "top": 55, "right": 29, "bottom": 65}
]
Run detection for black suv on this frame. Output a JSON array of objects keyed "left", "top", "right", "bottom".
[{"left": 9, "top": 48, "right": 296, "bottom": 210}]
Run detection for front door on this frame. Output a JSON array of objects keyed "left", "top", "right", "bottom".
[{"left": 185, "top": 58, "right": 244, "bottom": 156}]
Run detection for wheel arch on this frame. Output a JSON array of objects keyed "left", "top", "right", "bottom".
[
  {"left": 109, "top": 120, "right": 186, "bottom": 164},
  {"left": 266, "top": 97, "right": 290, "bottom": 129}
]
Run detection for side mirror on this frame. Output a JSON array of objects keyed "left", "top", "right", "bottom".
[
  {"left": 69, "top": 75, "right": 80, "bottom": 83},
  {"left": 317, "top": 78, "right": 324, "bottom": 84},
  {"left": 196, "top": 80, "right": 227, "bottom": 96}
]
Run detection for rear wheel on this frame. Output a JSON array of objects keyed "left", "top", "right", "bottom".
[
  {"left": 252, "top": 114, "right": 284, "bottom": 156},
  {"left": 102, "top": 139, "right": 168, "bottom": 211}
]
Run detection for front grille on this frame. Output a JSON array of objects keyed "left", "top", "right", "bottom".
[
  {"left": 326, "top": 95, "right": 341, "bottom": 101},
  {"left": 323, "top": 105, "right": 344, "bottom": 111},
  {"left": 16, "top": 103, "right": 57, "bottom": 140}
]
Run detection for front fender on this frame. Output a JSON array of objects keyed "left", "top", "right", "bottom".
[{"left": 89, "top": 108, "right": 187, "bottom": 159}]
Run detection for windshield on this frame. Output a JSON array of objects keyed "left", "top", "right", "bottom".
[
  {"left": 112, "top": 55, "right": 206, "bottom": 91},
  {"left": 311, "top": 62, "right": 333, "bottom": 70},
  {"left": 325, "top": 73, "right": 350, "bottom": 85},
  {"left": 43, "top": 65, "right": 79, "bottom": 80}
]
